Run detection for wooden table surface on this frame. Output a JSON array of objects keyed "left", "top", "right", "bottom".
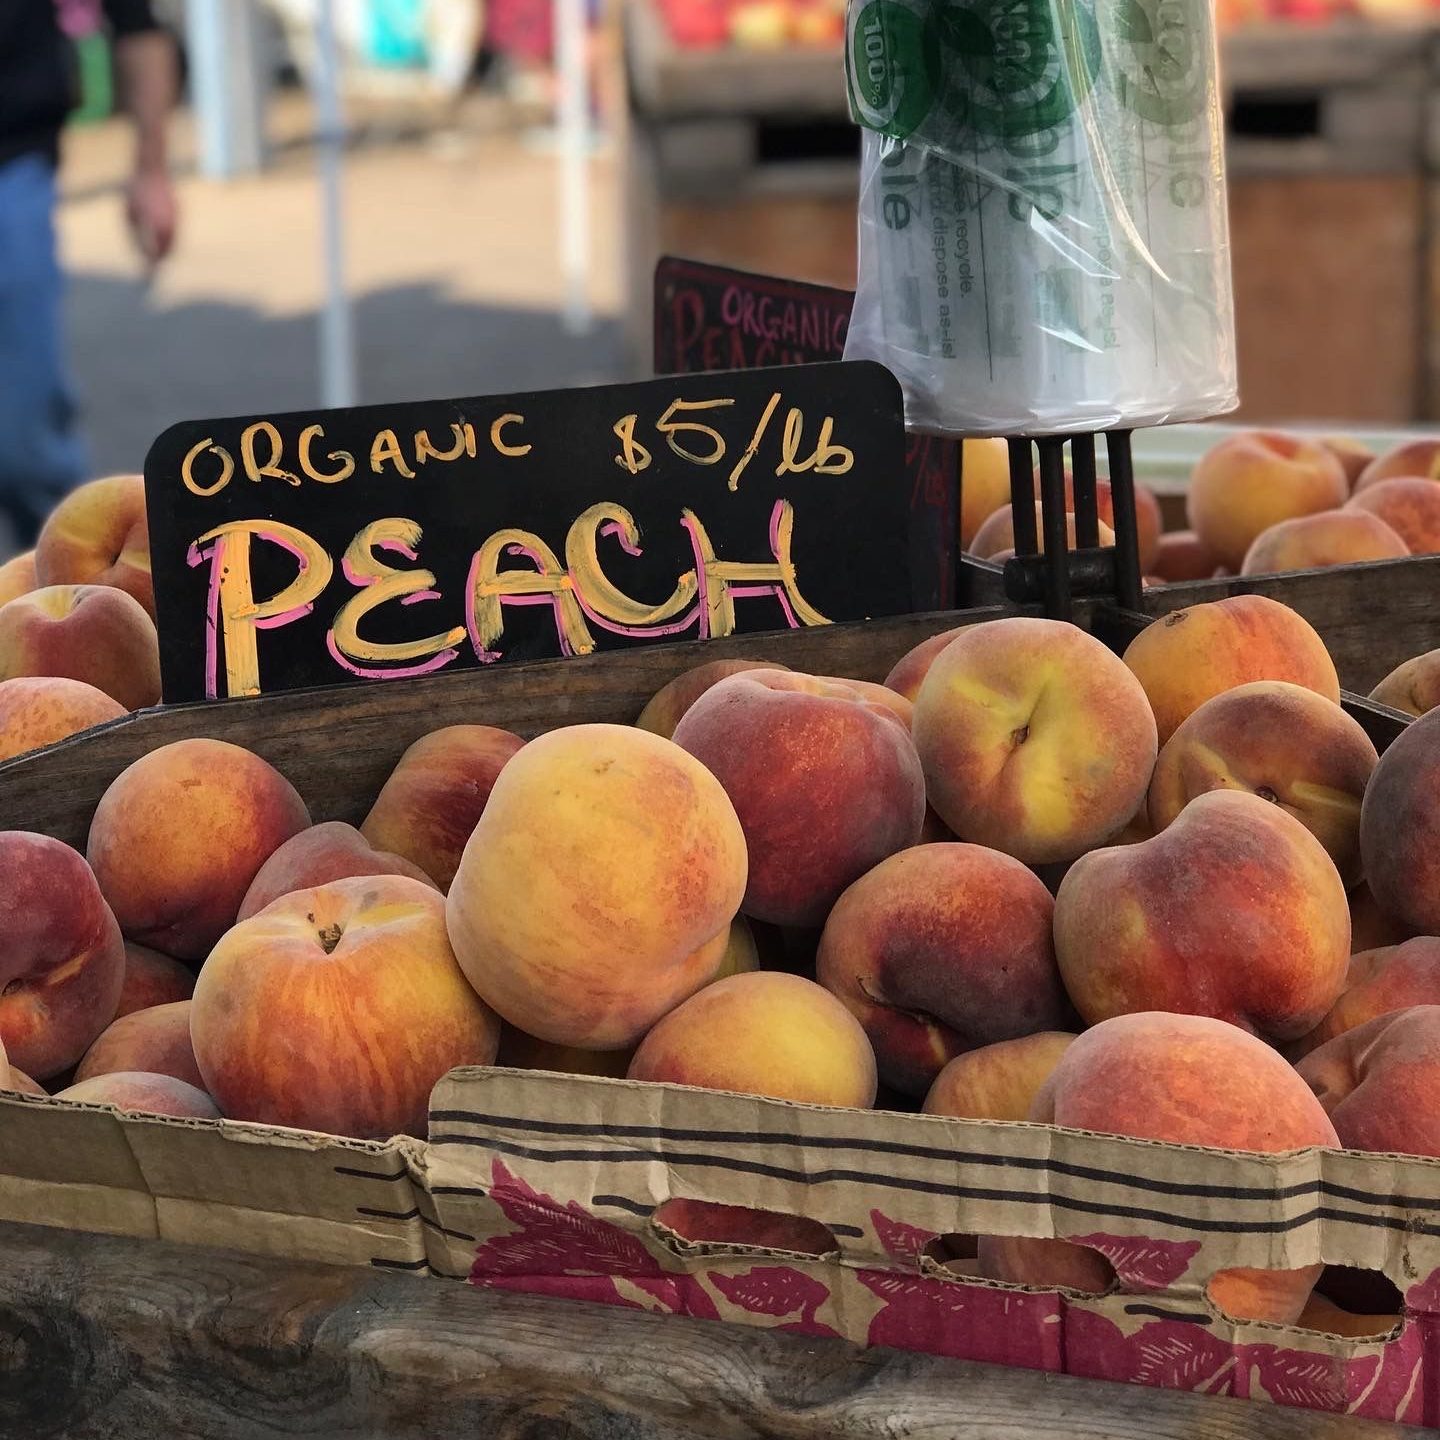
[{"left": 0, "top": 1222, "right": 1427, "bottom": 1440}]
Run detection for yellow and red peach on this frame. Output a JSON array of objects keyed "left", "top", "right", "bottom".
[
  {"left": 628, "top": 971, "right": 877, "bottom": 1108},
  {"left": 1056, "top": 790, "right": 1350, "bottom": 1043},
  {"left": 1240, "top": 510, "right": 1407, "bottom": 575},
  {"left": 238, "top": 821, "right": 437, "bottom": 922},
  {"left": 87, "top": 738, "right": 311, "bottom": 960},
  {"left": 1346, "top": 478, "right": 1440, "bottom": 554},
  {"left": 3, "top": 1067, "right": 45, "bottom": 1096},
  {"left": 0, "top": 830, "right": 124, "bottom": 1080},
  {"left": 0, "top": 584, "right": 159, "bottom": 710},
  {"left": 1359, "top": 709, "right": 1440, "bottom": 934},
  {"left": 447, "top": 724, "right": 747, "bottom": 1049},
  {"left": 1187, "top": 432, "right": 1349, "bottom": 571},
  {"left": 1298, "top": 1005, "right": 1440, "bottom": 1157},
  {"left": 116, "top": 942, "right": 194, "bottom": 1018},
  {"left": 360, "top": 725, "right": 524, "bottom": 889},
  {"left": 193, "top": 875, "right": 499, "bottom": 1138},
  {"left": 636, "top": 660, "right": 789, "bottom": 740},
  {"left": 0, "top": 551, "right": 35, "bottom": 608},
  {"left": 673, "top": 671, "right": 923, "bottom": 927},
  {"left": 1151, "top": 530, "right": 1217, "bottom": 583},
  {"left": 1370, "top": 650, "right": 1440, "bottom": 717},
  {"left": 1354, "top": 439, "right": 1440, "bottom": 491},
  {"left": 1294, "top": 937, "right": 1440, "bottom": 1056},
  {"left": 923, "top": 1031, "right": 1077, "bottom": 1121},
  {"left": 914, "top": 618, "right": 1157, "bottom": 865},
  {"left": 883, "top": 627, "right": 977, "bottom": 703},
  {"left": 1122, "top": 595, "right": 1340, "bottom": 744},
  {"left": 75, "top": 1000, "right": 202, "bottom": 1088},
  {"left": 34, "top": 473, "right": 153, "bottom": 618},
  {"left": 0, "top": 676, "right": 125, "bottom": 762},
  {"left": 1319, "top": 436, "right": 1377, "bottom": 492},
  {"left": 817, "top": 843, "right": 1067, "bottom": 1096},
  {"left": 56, "top": 1071, "right": 219, "bottom": 1119},
  {"left": 959, "top": 437, "right": 1015, "bottom": 548},
  {"left": 1147, "top": 681, "right": 1377, "bottom": 885},
  {"left": 979, "top": 1011, "right": 1339, "bottom": 1323}
]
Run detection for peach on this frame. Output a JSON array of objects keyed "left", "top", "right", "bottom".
[
  {"left": 1319, "top": 436, "right": 1377, "bottom": 492},
  {"left": 816, "top": 843, "right": 1068, "bottom": 1096},
  {"left": 672, "top": 671, "right": 923, "bottom": 928},
  {"left": 979, "top": 1012, "right": 1338, "bottom": 1323},
  {"left": 637, "top": 660, "right": 790, "bottom": 740},
  {"left": 446, "top": 724, "right": 747, "bottom": 1049},
  {"left": 239, "top": 821, "right": 436, "bottom": 922},
  {"left": 193, "top": 876, "right": 499, "bottom": 1138},
  {"left": 55, "top": 1071, "right": 219, "bottom": 1119},
  {"left": 970, "top": 504, "right": 1113, "bottom": 560},
  {"left": 495, "top": 1026, "right": 634, "bottom": 1078},
  {"left": 1122, "top": 595, "right": 1340, "bottom": 744},
  {"left": 116, "top": 942, "right": 194, "bottom": 1018},
  {"left": 0, "top": 550, "right": 35, "bottom": 608},
  {"left": 1369, "top": 650, "right": 1440, "bottom": 717},
  {"left": 1151, "top": 530, "right": 1216, "bottom": 583},
  {"left": 1349, "top": 883, "right": 1413, "bottom": 955},
  {"left": 1294, "top": 937, "right": 1440, "bottom": 1057},
  {"left": 360, "top": 725, "right": 524, "bottom": 889},
  {"left": 1297, "top": 1293, "right": 1398, "bottom": 1339},
  {"left": 959, "top": 437, "right": 1014, "bottom": 548},
  {"left": 87, "top": 738, "right": 311, "bottom": 960},
  {"left": 0, "top": 584, "right": 159, "bottom": 710},
  {"left": 1298, "top": 1005, "right": 1440, "bottom": 1157},
  {"left": 1240, "top": 510, "right": 1407, "bottom": 576},
  {"left": 34, "top": 474, "right": 153, "bottom": 618},
  {"left": 883, "top": 626, "right": 977, "bottom": 703},
  {"left": 652, "top": 1198, "right": 837, "bottom": 1256},
  {"left": 1187, "top": 431, "right": 1348, "bottom": 570},
  {"left": 923, "top": 1031, "right": 1076, "bottom": 1122},
  {"left": 1346, "top": 478, "right": 1440, "bottom": 554},
  {"left": 913, "top": 618, "right": 1157, "bottom": 865},
  {"left": 628, "top": 972, "right": 877, "bottom": 1108},
  {"left": 75, "top": 1000, "right": 202, "bottom": 1088},
  {"left": 0, "top": 831, "right": 124, "bottom": 1080},
  {"left": 0, "top": 676, "right": 125, "bottom": 762},
  {"left": 1354, "top": 439, "right": 1440, "bottom": 491},
  {"left": 1146, "top": 681, "right": 1377, "bottom": 885},
  {"left": 1056, "top": 790, "right": 1350, "bottom": 1043},
  {"left": 3, "top": 1067, "right": 45, "bottom": 1096},
  {"left": 1359, "top": 708, "right": 1440, "bottom": 934}
]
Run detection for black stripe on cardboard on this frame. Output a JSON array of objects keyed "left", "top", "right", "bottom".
[
  {"left": 427, "top": 1132, "right": 1440, "bottom": 1239},
  {"left": 1122, "top": 1304, "right": 1215, "bottom": 1324},
  {"left": 418, "top": 1213, "right": 477, "bottom": 1243},
  {"left": 430, "top": 1110, "right": 1440, "bottom": 1212},
  {"left": 369, "top": 1256, "right": 431, "bottom": 1271},
  {"left": 334, "top": 1164, "right": 409, "bottom": 1183},
  {"left": 357, "top": 1205, "right": 422, "bottom": 1221}
]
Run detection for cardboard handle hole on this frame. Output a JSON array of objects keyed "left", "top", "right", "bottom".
[
  {"left": 1290, "top": 1266, "right": 1406, "bottom": 1340},
  {"left": 974, "top": 1235, "right": 1117, "bottom": 1297},
  {"left": 922, "top": 1233, "right": 980, "bottom": 1277},
  {"left": 651, "top": 1199, "right": 839, "bottom": 1257}
]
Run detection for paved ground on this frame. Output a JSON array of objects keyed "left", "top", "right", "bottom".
[{"left": 56, "top": 93, "right": 626, "bottom": 477}]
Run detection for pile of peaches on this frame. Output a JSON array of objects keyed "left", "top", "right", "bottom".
[
  {"left": 960, "top": 430, "right": 1440, "bottom": 585},
  {"left": 5, "top": 578, "right": 1440, "bottom": 1332}
]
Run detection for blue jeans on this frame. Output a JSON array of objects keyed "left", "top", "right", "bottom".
[{"left": 0, "top": 153, "right": 87, "bottom": 546}]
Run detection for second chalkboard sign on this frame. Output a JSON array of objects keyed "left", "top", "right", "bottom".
[{"left": 144, "top": 362, "right": 913, "bottom": 704}]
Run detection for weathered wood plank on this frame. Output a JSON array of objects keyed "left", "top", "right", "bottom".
[
  {"left": 0, "top": 1222, "right": 1424, "bottom": 1440},
  {"left": 0, "top": 610, "right": 1003, "bottom": 848}
]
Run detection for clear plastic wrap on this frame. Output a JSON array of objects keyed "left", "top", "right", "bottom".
[{"left": 843, "top": 0, "right": 1238, "bottom": 437}]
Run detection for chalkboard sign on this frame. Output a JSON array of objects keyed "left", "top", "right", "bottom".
[
  {"left": 654, "top": 257, "right": 958, "bottom": 611},
  {"left": 144, "top": 363, "right": 913, "bottom": 704}
]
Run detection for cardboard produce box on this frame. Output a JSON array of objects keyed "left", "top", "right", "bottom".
[{"left": 0, "top": 597, "right": 1435, "bottom": 1425}]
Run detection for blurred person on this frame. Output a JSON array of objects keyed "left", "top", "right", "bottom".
[{"left": 0, "top": 0, "right": 178, "bottom": 546}]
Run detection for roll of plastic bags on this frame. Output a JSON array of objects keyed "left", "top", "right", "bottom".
[{"left": 843, "top": 0, "right": 1238, "bottom": 436}]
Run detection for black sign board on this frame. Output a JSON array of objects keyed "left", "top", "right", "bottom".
[
  {"left": 144, "top": 363, "right": 912, "bottom": 703},
  {"left": 654, "top": 257, "right": 958, "bottom": 611}
]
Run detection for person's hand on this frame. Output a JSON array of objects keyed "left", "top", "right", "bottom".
[{"left": 126, "top": 166, "right": 178, "bottom": 266}]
